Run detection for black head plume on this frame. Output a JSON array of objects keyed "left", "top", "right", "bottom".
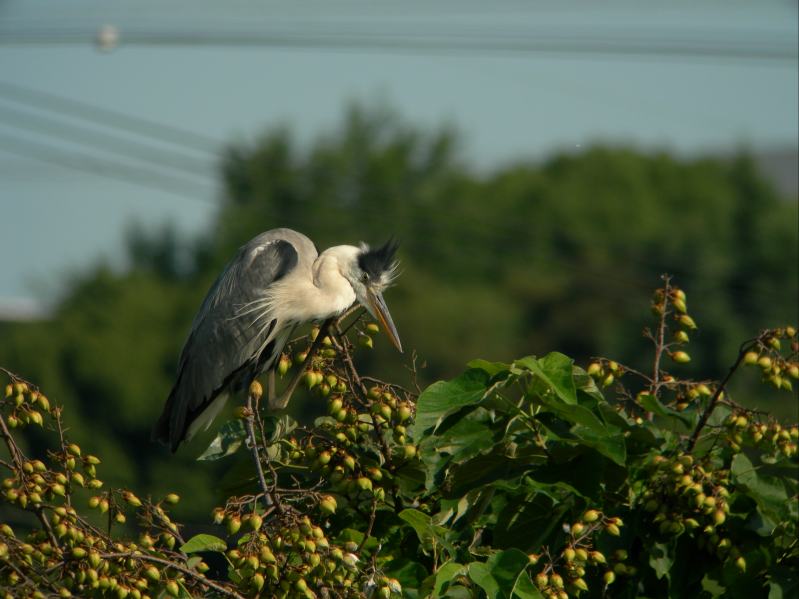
[{"left": 358, "top": 238, "right": 400, "bottom": 284}]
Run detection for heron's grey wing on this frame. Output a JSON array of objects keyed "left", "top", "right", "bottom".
[{"left": 152, "top": 236, "right": 299, "bottom": 452}]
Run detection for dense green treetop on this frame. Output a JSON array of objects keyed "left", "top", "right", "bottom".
[{"left": 0, "top": 105, "right": 795, "bottom": 523}]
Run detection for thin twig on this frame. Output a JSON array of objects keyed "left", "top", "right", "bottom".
[
  {"left": 53, "top": 407, "right": 72, "bottom": 509},
  {"left": 361, "top": 376, "right": 413, "bottom": 398},
  {"left": 245, "top": 390, "right": 281, "bottom": 513},
  {"left": 100, "top": 552, "right": 244, "bottom": 599},
  {"left": 35, "top": 506, "right": 60, "bottom": 548},
  {"left": 648, "top": 275, "right": 672, "bottom": 416},
  {"left": 332, "top": 324, "right": 393, "bottom": 460},
  {"left": 686, "top": 336, "right": 762, "bottom": 452},
  {"left": 0, "top": 411, "right": 25, "bottom": 465},
  {"left": 357, "top": 499, "right": 378, "bottom": 552},
  {"left": 333, "top": 322, "right": 367, "bottom": 398}
]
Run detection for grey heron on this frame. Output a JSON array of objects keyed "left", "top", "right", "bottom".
[{"left": 152, "top": 228, "right": 401, "bottom": 452}]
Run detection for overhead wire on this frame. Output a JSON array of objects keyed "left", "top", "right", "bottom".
[
  {"left": 0, "top": 81, "right": 221, "bottom": 155},
  {"left": 0, "top": 24, "right": 796, "bottom": 63},
  {"left": 0, "top": 132, "right": 214, "bottom": 200},
  {"left": 0, "top": 103, "right": 215, "bottom": 178}
]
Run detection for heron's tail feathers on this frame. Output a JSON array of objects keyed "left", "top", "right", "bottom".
[{"left": 151, "top": 387, "right": 182, "bottom": 453}]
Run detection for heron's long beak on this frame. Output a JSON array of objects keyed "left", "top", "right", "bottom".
[{"left": 366, "top": 289, "right": 403, "bottom": 353}]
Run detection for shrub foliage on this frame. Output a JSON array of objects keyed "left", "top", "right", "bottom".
[{"left": 1, "top": 278, "right": 797, "bottom": 598}]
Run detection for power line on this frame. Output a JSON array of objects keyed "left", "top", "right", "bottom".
[
  {"left": 0, "top": 27, "right": 795, "bottom": 63},
  {"left": 0, "top": 104, "right": 215, "bottom": 178},
  {"left": 0, "top": 81, "right": 221, "bottom": 155},
  {"left": 0, "top": 132, "right": 215, "bottom": 200}
]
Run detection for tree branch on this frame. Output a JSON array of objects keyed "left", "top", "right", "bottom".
[
  {"left": 270, "top": 318, "right": 334, "bottom": 411},
  {"left": 685, "top": 336, "right": 761, "bottom": 452},
  {"left": 245, "top": 388, "right": 281, "bottom": 513},
  {"left": 100, "top": 552, "right": 244, "bottom": 599}
]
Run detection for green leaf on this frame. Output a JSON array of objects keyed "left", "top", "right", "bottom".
[
  {"left": 197, "top": 419, "right": 246, "bottom": 461},
  {"left": 414, "top": 369, "right": 489, "bottom": 435},
  {"left": 637, "top": 392, "right": 693, "bottom": 428},
  {"left": 513, "top": 572, "right": 544, "bottom": 599},
  {"left": 444, "top": 451, "right": 543, "bottom": 499},
  {"left": 701, "top": 574, "right": 726, "bottom": 597},
  {"left": 649, "top": 542, "right": 672, "bottom": 581},
  {"left": 569, "top": 422, "right": 627, "bottom": 467},
  {"left": 469, "top": 562, "right": 501, "bottom": 599},
  {"left": 768, "top": 565, "right": 799, "bottom": 599},
  {"left": 467, "top": 359, "right": 512, "bottom": 379},
  {"left": 468, "top": 549, "right": 532, "bottom": 599},
  {"left": 383, "top": 558, "right": 428, "bottom": 591},
  {"left": 536, "top": 398, "right": 626, "bottom": 466},
  {"left": 494, "top": 493, "right": 566, "bottom": 550},
  {"left": 433, "top": 561, "right": 467, "bottom": 596},
  {"left": 398, "top": 509, "right": 455, "bottom": 555},
  {"left": 336, "top": 528, "right": 365, "bottom": 545},
  {"left": 419, "top": 409, "right": 497, "bottom": 489},
  {"left": 444, "top": 587, "right": 476, "bottom": 599},
  {"left": 261, "top": 414, "right": 297, "bottom": 442},
  {"left": 731, "top": 453, "right": 789, "bottom": 527},
  {"left": 515, "top": 352, "right": 577, "bottom": 405},
  {"left": 180, "top": 533, "right": 227, "bottom": 554}
]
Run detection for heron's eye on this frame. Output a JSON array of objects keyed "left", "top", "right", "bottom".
[{"left": 360, "top": 272, "right": 369, "bottom": 283}]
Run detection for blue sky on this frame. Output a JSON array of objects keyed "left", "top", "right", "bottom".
[{"left": 0, "top": 1, "right": 796, "bottom": 311}]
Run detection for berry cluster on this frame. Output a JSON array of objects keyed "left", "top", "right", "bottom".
[
  {"left": 638, "top": 454, "right": 746, "bottom": 570},
  {"left": 530, "top": 510, "right": 626, "bottom": 598}
]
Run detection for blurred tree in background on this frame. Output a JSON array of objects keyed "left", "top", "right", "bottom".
[{"left": 0, "top": 105, "right": 796, "bottom": 525}]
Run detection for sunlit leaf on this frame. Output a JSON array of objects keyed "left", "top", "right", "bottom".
[
  {"left": 413, "top": 369, "right": 489, "bottom": 435},
  {"left": 180, "top": 533, "right": 227, "bottom": 554}
]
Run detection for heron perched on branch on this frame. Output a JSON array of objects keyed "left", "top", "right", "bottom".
[{"left": 152, "top": 228, "right": 402, "bottom": 452}]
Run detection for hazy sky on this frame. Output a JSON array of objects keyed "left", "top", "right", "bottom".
[{"left": 0, "top": 1, "right": 796, "bottom": 310}]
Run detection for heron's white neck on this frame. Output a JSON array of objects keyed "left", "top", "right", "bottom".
[{"left": 270, "top": 245, "right": 358, "bottom": 323}]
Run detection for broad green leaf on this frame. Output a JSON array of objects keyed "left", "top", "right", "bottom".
[
  {"left": 383, "top": 557, "right": 428, "bottom": 590},
  {"left": 393, "top": 460, "right": 427, "bottom": 495},
  {"left": 536, "top": 392, "right": 606, "bottom": 433},
  {"left": 637, "top": 392, "right": 693, "bottom": 428},
  {"left": 197, "top": 419, "right": 246, "bottom": 461},
  {"left": 525, "top": 448, "right": 614, "bottom": 501},
  {"left": 399, "top": 509, "right": 455, "bottom": 555},
  {"left": 572, "top": 366, "right": 604, "bottom": 402},
  {"left": 336, "top": 528, "right": 365, "bottom": 545},
  {"left": 444, "top": 451, "right": 540, "bottom": 499},
  {"left": 768, "top": 565, "right": 798, "bottom": 599},
  {"left": 414, "top": 369, "right": 489, "bottom": 435},
  {"left": 433, "top": 561, "right": 466, "bottom": 596},
  {"left": 515, "top": 352, "right": 577, "bottom": 405},
  {"left": 468, "top": 549, "right": 532, "bottom": 599},
  {"left": 467, "top": 359, "right": 512, "bottom": 379},
  {"left": 468, "top": 562, "right": 501, "bottom": 599},
  {"left": 513, "top": 572, "right": 544, "bottom": 599},
  {"left": 261, "top": 414, "right": 297, "bottom": 442},
  {"left": 445, "top": 587, "right": 476, "bottom": 599},
  {"left": 701, "top": 575, "right": 726, "bottom": 597},
  {"left": 535, "top": 397, "right": 626, "bottom": 466},
  {"left": 494, "top": 494, "right": 566, "bottom": 550},
  {"left": 731, "top": 453, "right": 789, "bottom": 526},
  {"left": 419, "top": 410, "right": 497, "bottom": 489},
  {"left": 486, "top": 549, "right": 536, "bottom": 594},
  {"left": 649, "top": 542, "right": 672, "bottom": 581},
  {"left": 180, "top": 533, "right": 226, "bottom": 554},
  {"left": 399, "top": 508, "right": 434, "bottom": 547},
  {"left": 569, "top": 422, "right": 626, "bottom": 466}
]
